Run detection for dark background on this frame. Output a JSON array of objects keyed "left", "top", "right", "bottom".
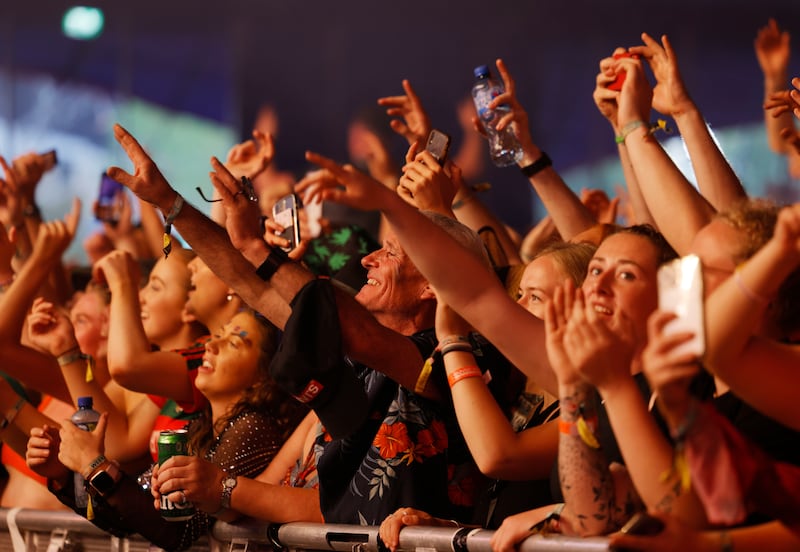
[{"left": 3, "top": 0, "right": 800, "bottom": 231}]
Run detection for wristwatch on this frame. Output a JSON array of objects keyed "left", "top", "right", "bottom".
[
  {"left": 86, "top": 460, "right": 122, "bottom": 497},
  {"left": 220, "top": 474, "right": 238, "bottom": 510}
]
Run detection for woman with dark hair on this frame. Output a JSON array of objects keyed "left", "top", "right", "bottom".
[{"left": 27, "top": 308, "right": 307, "bottom": 551}]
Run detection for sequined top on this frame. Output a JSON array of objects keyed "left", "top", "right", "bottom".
[{"left": 54, "top": 409, "right": 293, "bottom": 551}]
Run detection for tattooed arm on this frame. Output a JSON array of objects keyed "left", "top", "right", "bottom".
[{"left": 557, "top": 385, "right": 635, "bottom": 536}]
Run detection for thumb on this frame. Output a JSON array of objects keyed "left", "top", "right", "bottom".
[
  {"left": 93, "top": 411, "right": 109, "bottom": 438},
  {"left": 65, "top": 197, "right": 81, "bottom": 236}
]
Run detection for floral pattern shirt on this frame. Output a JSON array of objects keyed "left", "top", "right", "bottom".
[{"left": 316, "top": 330, "right": 513, "bottom": 526}]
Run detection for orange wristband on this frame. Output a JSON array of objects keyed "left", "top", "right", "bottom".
[{"left": 447, "top": 365, "right": 482, "bottom": 388}]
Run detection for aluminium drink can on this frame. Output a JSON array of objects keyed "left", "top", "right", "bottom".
[{"left": 157, "top": 429, "right": 195, "bottom": 521}]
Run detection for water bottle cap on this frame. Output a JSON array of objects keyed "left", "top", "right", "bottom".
[
  {"left": 473, "top": 65, "right": 491, "bottom": 79},
  {"left": 77, "top": 396, "right": 93, "bottom": 408}
]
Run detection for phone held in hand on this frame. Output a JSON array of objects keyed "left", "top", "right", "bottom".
[
  {"left": 272, "top": 193, "right": 301, "bottom": 252},
  {"left": 608, "top": 52, "right": 640, "bottom": 91},
  {"left": 425, "top": 129, "right": 451, "bottom": 166},
  {"left": 95, "top": 173, "right": 125, "bottom": 224},
  {"left": 657, "top": 254, "right": 705, "bottom": 358}
]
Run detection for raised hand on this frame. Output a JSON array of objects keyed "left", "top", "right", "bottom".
[
  {"left": 108, "top": 123, "right": 177, "bottom": 212},
  {"left": 208, "top": 156, "right": 264, "bottom": 256},
  {"left": 377, "top": 80, "right": 432, "bottom": 146},
  {"left": 0, "top": 156, "right": 24, "bottom": 229},
  {"left": 489, "top": 59, "right": 536, "bottom": 152},
  {"left": 615, "top": 55, "right": 654, "bottom": 130},
  {"left": 92, "top": 249, "right": 141, "bottom": 289},
  {"left": 30, "top": 199, "right": 81, "bottom": 265},
  {"left": 629, "top": 33, "right": 693, "bottom": 117},
  {"left": 764, "top": 89, "right": 800, "bottom": 119},
  {"left": 225, "top": 130, "right": 274, "bottom": 180},
  {"left": 298, "top": 152, "right": 395, "bottom": 213},
  {"left": 544, "top": 281, "right": 582, "bottom": 387},
  {"left": 770, "top": 202, "right": 800, "bottom": 261},
  {"left": 398, "top": 149, "right": 458, "bottom": 214},
  {"left": 581, "top": 188, "right": 619, "bottom": 225},
  {"left": 26, "top": 297, "right": 79, "bottom": 357},
  {"left": 561, "top": 286, "right": 636, "bottom": 393},
  {"left": 755, "top": 19, "right": 791, "bottom": 82},
  {"left": 58, "top": 411, "right": 108, "bottom": 473},
  {"left": 26, "top": 425, "right": 69, "bottom": 482},
  {"left": 593, "top": 49, "right": 628, "bottom": 132},
  {"left": 154, "top": 455, "right": 226, "bottom": 513},
  {"left": 641, "top": 310, "right": 699, "bottom": 421},
  {"left": 10, "top": 152, "right": 51, "bottom": 207}
]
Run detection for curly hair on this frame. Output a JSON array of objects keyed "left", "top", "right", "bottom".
[
  {"left": 714, "top": 198, "right": 779, "bottom": 264},
  {"left": 188, "top": 309, "right": 307, "bottom": 457}
]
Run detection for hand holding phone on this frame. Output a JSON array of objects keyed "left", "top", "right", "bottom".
[
  {"left": 657, "top": 255, "right": 705, "bottom": 358},
  {"left": 608, "top": 52, "right": 640, "bottom": 91},
  {"left": 95, "top": 173, "right": 125, "bottom": 224},
  {"left": 425, "top": 129, "right": 451, "bottom": 166},
  {"left": 272, "top": 193, "right": 301, "bottom": 251}
]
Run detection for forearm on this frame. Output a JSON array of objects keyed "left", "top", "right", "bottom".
[
  {"left": 704, "top": 238, "right": 794, "bottom": 371},
  {"left": 445, "top": 349, "right": 555, "bottom": 479},
  {"left": 623, "top": 126, "right": 715, "bottom": 254},
  {"left": 672, "top": 107, "right": 747, "bottom": 211},
  {"left": 230, "top": 478, "right": 322, "bottom": 523},
  {"left": 600, "top": 379, "right": 706, "bottom": 526},
  {"left": 169, "top": 202, "right": 292, "bottom": 328},
  {"left": 617, "top": 145, "right": 656, "bottom": 226},
  {"left": 557, "top": 383, "right": 618, "bottom": 536},
  {"left": 763, "top": 69, "right": 794, "bottom": 154},
  {"left": 517, "top": 147, "right": 595, "bottom": 241},
  {"left": 451, "top": 189, "right": 521, "bottom": 265}
]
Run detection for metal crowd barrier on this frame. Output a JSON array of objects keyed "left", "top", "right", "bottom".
[
  {"left": 213, "top": 519, "right": 611, "bottom": 552},
  {"left": 0, "top": 509, "right": 610, "bottom": 552}
]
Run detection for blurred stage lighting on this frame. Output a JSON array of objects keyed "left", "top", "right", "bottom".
[{"left": 62, "top": 6, "right": 104, "bottom": 40}]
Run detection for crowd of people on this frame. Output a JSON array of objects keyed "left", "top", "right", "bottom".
[{"left": 1, "top": 19, "right": 800, "bottom": 552}]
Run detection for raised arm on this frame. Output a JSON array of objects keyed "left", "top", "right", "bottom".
[
  {"left": 300, "top": 151, "right": 558, "bottom": 395},
  {"left": 93, "top": 250, "right": 196, "bottom": 402},
  {"left": 755, "top": 20, "right": 797, "bottom": 152},
  {"left": 0, "top": 204, "right": 79, "bottom": 402},
  {"left": 593, "top": 49, "right": 655, "bottom": 227},
  {"left": 491, "top": 59, "right": 597, "bottom": 240},
  {"left": 107, "top": 123, "right": 291, "bottom": 328},
  {"left": 701, "top": 202, "right": 800, "bottom": 429},
  {"left": 614, "top": 54, "right": 715, "bottom": 254},
  {"left": 630, "top": 33, "right": 746, "bottom": 211}
]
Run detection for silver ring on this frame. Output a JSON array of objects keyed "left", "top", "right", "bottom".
[{"left": 178, "top": 490, "right": 187, "bottom": 505}]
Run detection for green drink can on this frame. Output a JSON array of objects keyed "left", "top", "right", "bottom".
[{"left": 158, "top": 429, "right": 195, "bottom": 521}]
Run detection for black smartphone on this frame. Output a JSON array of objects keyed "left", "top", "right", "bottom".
[
  {"left": 425, "top": 129, "right": 451, "bottom": 165},
  {"left": 272, "top": 193, "right": 301, "bottom": 251},
  {"left": 96, "top": 173, "right": 125, "bottom": 223},
  {"left": 619, "top": 512, "right": 665, "bottom": 536}
]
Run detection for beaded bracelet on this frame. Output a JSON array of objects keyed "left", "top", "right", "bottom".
[{"left": 447, "top": 365, "right": 482, "bottom": 388}]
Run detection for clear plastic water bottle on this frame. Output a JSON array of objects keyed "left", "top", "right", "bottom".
[
  {"left": 471, "top": 64, "right": 523, "bottom": 167},
  {"left": 71, "top": 396, "right": 101, "bottom": 508}
]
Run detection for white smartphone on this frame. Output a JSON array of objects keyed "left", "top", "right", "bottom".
[
  {"left": 657, "top": 254, "right": 705, "bottom": 357},
  {"left": 272, "top": 193, "right": 301, "bottom": 251}
]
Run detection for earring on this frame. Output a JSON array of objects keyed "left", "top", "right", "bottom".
[{"left": 226, "top": 294, "right": 233, "bottom": 302}]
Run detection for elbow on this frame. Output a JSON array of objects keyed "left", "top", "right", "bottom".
[{"left": 107, "top": 360, "right": 137, "bottom": 388}]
